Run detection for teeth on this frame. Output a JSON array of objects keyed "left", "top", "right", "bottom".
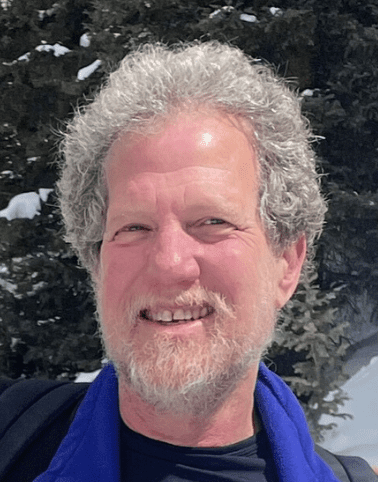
[
  {"left": 146, "top": 306, "right": 212, "bottom": 323},
  {"left": 173, "top": 309, "right": 185, "bottom": 320},
  {"left": 161, "top": 310, "right": 173, "bottom": 322}
]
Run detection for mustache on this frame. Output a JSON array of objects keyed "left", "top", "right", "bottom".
[{"left": 125, "top": 285, "right": 237, "bottom": 323}]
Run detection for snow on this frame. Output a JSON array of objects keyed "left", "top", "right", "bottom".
[
  {"left": 270, "top": 7, "right": 283, "bottom": 16},
  {"left": 39, "top": 188, "right": 53, "bottom": 202},
  {"left": 75, "top": 369, "right": 102, "bottom": 383},
  {"left": 77, "top": 60, "right": 102, "bottom": 81},
  {"left": 319, "top": 355, "right": 378, "bottom": 467},
  {"left": 0, "top": 189, "right": 53, "bottom": 221},
  {"left": 80, "top": 33, "right": 91, "bottom": 48},
  {"left": 240, "top": 13, "right": 257, "bottom": 23},
  {"left": 75, "top": 354, "right": 378, "bottom": 467},
  {"left": 35, "top": 43, "right": 71, "bottom": 57},
  {"left": 209, "top": 6, "right": 235, "bottom": 19},
  {"left": 17, "top": 43, "right": 70, "bottom": 62},
  {"left": 17, "top": 52, "right": 31, "bottom": 62},
  {"left": 209, "top": 9, "right": 222, "bottom": 19}
]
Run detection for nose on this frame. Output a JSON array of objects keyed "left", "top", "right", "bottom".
[{"left": 147, "top": 222, "right": 201, "bottom": 288}]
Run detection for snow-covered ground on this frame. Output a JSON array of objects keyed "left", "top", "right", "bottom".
[
  {"left": 319, "top": 354, "right": 378, "bottom": 467},
  {"left": 75, "top": 369, "right": 102, "bottom": 383},
  {"left": 75, "top": 352, "right": 378, "bottom": 467}
]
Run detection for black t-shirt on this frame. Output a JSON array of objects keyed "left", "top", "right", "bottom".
[{"left": 120, "top": 421, "right": 278, "bottom": 481}]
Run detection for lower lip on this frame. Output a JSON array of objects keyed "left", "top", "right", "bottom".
[{"left": 137, "top": 312, "right": 214, "bottom": 336}]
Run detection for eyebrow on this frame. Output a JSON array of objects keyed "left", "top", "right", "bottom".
[
  {"left": 184, "top": 201, "right": 240, "bottom": 218},
  {"left": 105, "top": 210, "right": 149, "bottom": 225}
]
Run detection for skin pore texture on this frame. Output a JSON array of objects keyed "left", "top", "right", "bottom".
[{"left": 95, "top": 110, "right": 306, "bottom": 448}]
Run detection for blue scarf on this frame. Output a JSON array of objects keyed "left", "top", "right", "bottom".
[{"left": 34, "top": 363, "right": 341, "bottom": 481}]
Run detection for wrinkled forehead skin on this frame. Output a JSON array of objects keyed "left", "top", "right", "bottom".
[
  {"left": 102, "top": 107, "right": 262, "bottom": 221},
  {"left": 106, "top": 109, "right": 258, "bottom": 180}
]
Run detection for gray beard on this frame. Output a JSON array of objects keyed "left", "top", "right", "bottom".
[
  {"left": 98, "top": 286, "right": 276, "bottom": 417},
  {"left": 109, "top": 324, "right": 273, "bottom": 417}
]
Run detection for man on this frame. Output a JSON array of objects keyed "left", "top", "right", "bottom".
[{"left": 1, "top": 41, "right": 377, "bottom": 481}]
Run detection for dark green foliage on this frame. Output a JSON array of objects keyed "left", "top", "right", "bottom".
[
  {"left": 266, "top": 273, "right": 351, "bottom": 442},
  {"left": 0, "top": 196, "right": 101, "bottom": 380},
  {"left": 1, "top": 0, "right": 377, "bottom": 440},
  {"left": 0, "top": 0, "right": 103, "bottom": 380},
  {"left": 0, "top": 0, "right": 101, "bottom": 202}
]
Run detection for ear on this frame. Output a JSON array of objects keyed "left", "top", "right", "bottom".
[{"left": 275, "top": 235, "right": 307, "bottom": 310}]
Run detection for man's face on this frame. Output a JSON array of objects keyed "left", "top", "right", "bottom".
[{"left": 96, "top": 111, "right": 291, "bottom": 413}]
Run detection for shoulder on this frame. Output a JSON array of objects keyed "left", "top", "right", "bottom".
[
  {"left": 0, "top": 376, "right": 20, "bottom": 396},
  {"left": 0, "top": 377, "right": 89, "bottom": 482},
  {"left": 315, "top": 444, "right": 378, "bottom": 481}
]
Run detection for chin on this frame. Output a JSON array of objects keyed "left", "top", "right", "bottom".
[{"left": 108, "top": 324, "right": 272, "bottom": 416}]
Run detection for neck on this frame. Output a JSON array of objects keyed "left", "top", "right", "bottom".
[{"left": 118, "top": 365, "right": 260, "bottom": 447}]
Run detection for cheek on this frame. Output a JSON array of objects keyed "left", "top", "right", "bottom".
[
  {"left": 99, "top": 245, "right": 146, "bottom": 310},
  {"left": 202, "top": 240, "right": 276, "bottom": 316},
  {"left": 200, "top": 242, "right": 254, "bottom": 305}
]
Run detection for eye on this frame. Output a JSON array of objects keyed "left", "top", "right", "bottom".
[
  {"left": 112, "top": 224, "right": 152, "bottom": 243},
  {"left": 125, "top": 224, "right": 150, "bottom": 232},
  {"left": 196, "top": 218, "right": 235, "bottom": 234},
  {"left": 202, "top": 218, "right": 227, "bottom": 226},
  {"left": 191, "top": 218, "right": 235, "bottom": 239}
]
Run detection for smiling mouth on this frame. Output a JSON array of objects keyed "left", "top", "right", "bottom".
[{"left": 139, "top": 305, "right": 215, "bottom": 325}]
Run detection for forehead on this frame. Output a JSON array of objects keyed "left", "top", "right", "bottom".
[{"left": 105, "top": 111, "right": 259, "bottom": 191}]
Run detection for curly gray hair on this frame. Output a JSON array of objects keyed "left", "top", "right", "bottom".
[{"left": 57, "top": 41, "right": 326, "bottom": 277}]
